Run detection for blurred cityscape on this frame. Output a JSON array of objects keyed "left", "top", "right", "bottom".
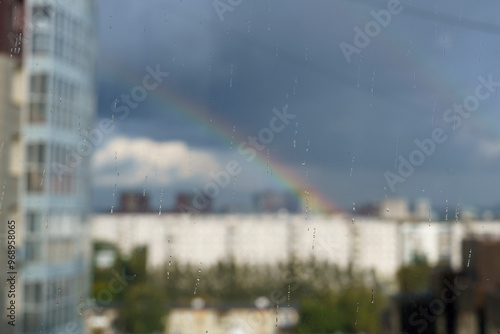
[
  {"left": 1, "top": 1, "right": 500, "bottom": 334},
  {"left": 86, "top": 193, "right": 500, "bottom": 334}
]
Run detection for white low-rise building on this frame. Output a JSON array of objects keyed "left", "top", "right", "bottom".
[{"left": 90, "top": 213, "right": 500, "bottom": 281}]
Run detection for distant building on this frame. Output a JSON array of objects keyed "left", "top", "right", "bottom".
[
  {"left": 84, "top": 307, "right": 119, "bottom": 334},
  {"left": 174, "top": 192, "right": 212, "bottom": 213},
  {"left": 460, "top": 205, "right": 479, "bottom": 221},
  {"left": 385, "top": 237, "right": 500, "bottom": 334},
  {"left": 399, "top": 221, "right": 455, "bottom": 266},
  {"left": 384, "top": 291, "right": 441, "bottom": 334},
  {"left": 166, "top": 300, "right": 298, "bottom": 334},
  {"left": 253, "top": 191, "right": 299, "bottom": 213},
  {"left": 91, "top": 213, "right": 401, "bottom": 279},
  {"left": 91, "top": 213, "right": 500, "bottom": 282},
  {"left": 457, "top": 238, "right": 500, "bottom": 333},
  {"left": 412, "top": 198, "right": 432, "bottom": 221},
  {"left": 118, "top": 192, "right": 150, "bottom": 213},
  {"left": 356, "top": 199, "right": 411, "bottom": 219},
  {"left": 357, "top": 203, "right": 378, "bottom": 216},
  {"left": 219, "top": 202, "right": 252, "bottom": 213},
  {"left": 379, "top": 198, "right": 411, "bottom": 220},
  {"left": 359, "top": 198, "right": 440, "bottom": 221}
]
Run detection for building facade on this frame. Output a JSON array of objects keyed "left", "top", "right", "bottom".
[
  {"left": 91, "top": 213, "right": 400, "bottom": 279},
  {"left": 0, "top": 2, "right": 23, "bottom": 333},
  {"left": 91, "top": 213, "right": 500, "bottom": 284},
  {"left": 15, "top": 1, "right": 97, "bottom": 333}
]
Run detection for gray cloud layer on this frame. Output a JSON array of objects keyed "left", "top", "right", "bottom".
[{"left": 93, "top": 0, "right": 500, "bottom": 211}]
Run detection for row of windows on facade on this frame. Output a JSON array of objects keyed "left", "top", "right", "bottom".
[
  {"left": 25, "top": 212, "right": 88, "bottom": 233},
  {"left": 29, "top": 73, "right": 92, "bottom": 129},
  {"left": 24, "top": 277, "right": 72, "bottom": 304},
  {"left": 23, "top": 238, "right": 76, "bottom": 263},
  {"left": 24, "top": 220, "right": 78, "bottom": 263},
  {"left": 26, "top": 143, "right": 77, "bottom": 193},
  {"left": 23, "top": 306, "right": 77, "bottom": 333},
  {"left": 31, "top": 5, "right": 94, "bottom": 72},
  {"left": 23, "top": 274, "right": 86, "bottom": 332}
]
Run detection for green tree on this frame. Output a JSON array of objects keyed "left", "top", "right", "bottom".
[
  {"left": 91, "top": 241, "right": 127, "bottom": 304},
  {"left": 297, "top": 286, "right": 386, "bottom": 334},
  {"left": 119, "top": 281, "right": 167, "bottom": 333},
  {"left": 396, "top": 254, "right": 432, "bottom": 293},
  {"left": 127, "top": 245, "right": 148, "bottom": 283}
]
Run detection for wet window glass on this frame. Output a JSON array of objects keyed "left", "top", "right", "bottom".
[{"left": 1, "top": 1, "right": 500, "bottom": 334}]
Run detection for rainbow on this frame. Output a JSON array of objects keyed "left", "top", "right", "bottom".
[
  {"left": 99, "top": 2, "right": 495, "bottom": 214},
  {"left": 100, "top": 61, "right": 342, "bottom": 214}
]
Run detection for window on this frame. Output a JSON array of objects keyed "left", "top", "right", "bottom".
[
  {"left": 32, "top": 5, "right": 52, "bottom": 22},
  {"left": 26, "top": 170, "right": 44, "bottom": 192},
  {"left": 29, "top": 74, "right": 48, "bottom": 124},
  {"left": 27, "top": 212, "right": 39, "bottom": 233},
  {"left": 30, "top": 74, "right": 48, "bottom": 95},
  {"left": 27, "top": 143, "right": 45, "bottom": 164},
  {"left": 29, "top": 102, "right": 46, "bottom": 123},
  {"left": 2, "top": 2, "right": 500, "bottom": 334},
  {"left": 26, "top": 144, "right": 45, "bottom": 192},
  {"left": 24, "top": 283, "right": 42, "bottom": 304},
  {"left": 32, "top": 32, "right": 50, "bottom": 55},
  {"left": 23, "top": 311, "right": 42, "bottom": 332},
  {"left": 25, "top": 240, "right": 40, "bottom": 261}
]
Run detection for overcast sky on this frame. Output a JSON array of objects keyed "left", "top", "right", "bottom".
[{"left": 91, "top": 0, "right": 500, "bottom": 213}]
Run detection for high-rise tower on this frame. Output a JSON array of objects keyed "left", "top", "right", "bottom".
[{"left": 16, "top": 1, "right": 97, "bottom": 333}]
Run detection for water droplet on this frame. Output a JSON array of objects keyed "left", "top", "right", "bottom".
[
  {"left": 369, "top": 68, "right": 375, "bottom": 108},
  {"left": 193, "top": 263, "right": 202, "bottom": 294},
  {"left": 428, "top": 206, "right": 432, "bottom": 226},
  {"left": 413, "top": 67, "right": 416, "bottom": 89},
  {"left": 275, "top": 303, "right": 279, "bottom": 327},
  {"left": 40, "top": 169, "right": 45, "bottom": 186},
  {"left": 312, "top": 227, "right": 316, "bottom": 249},
  {"left": 229, "top": 63, "right": 234, "bottom": 88},
  {"left": 355, "top": 302, "right": 360, "bottom": 325},
  {"left": 350, "top": 155, "right": 355, "bottom": 177},
  {"left": 287, "top": 284, "right": 291, "bottom": 306}
]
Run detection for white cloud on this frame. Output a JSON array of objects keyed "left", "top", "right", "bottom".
[
  {"left": 477, "top": 139, "right": 500, "bottom": 158},
  {"left": 92, "top": 137, "right": 222, "bottom": 187},
  {"left": 453, "top": 122, "right": 500, "bottom": 160}
]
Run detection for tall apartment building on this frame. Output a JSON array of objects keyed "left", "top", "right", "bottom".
[
  {"left": 0, "top": 2, "right": 23, "bottom": 334},
  {"left": 0, "top": 1, "right": 97, "bottom": 333}
]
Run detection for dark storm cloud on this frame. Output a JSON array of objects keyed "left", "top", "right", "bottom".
[{"left": 94, "top": 0, "right": 500, "bottom": 210}]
